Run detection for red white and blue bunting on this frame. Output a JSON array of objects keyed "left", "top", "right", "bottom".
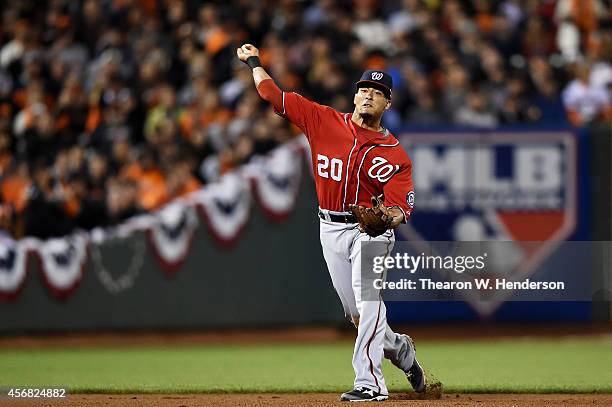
[
  {"left": 193, "top": 173, "right": 252, "bottom": 247},
  {"left": 0, "top": 137, "right": 311, "bottom": 300},
  {"left": 147, "top": 203, "right": 198, "bottom": 275},
  {"left": 246, "top": 143, "right": 304, "bottom": 222},
  {"left": 0, "top": 234, "right": 29, "bottom": 302},
  {"left": 36, "top": 233, "right": 88, "bottom": 300}
]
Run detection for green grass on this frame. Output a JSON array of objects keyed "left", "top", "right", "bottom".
[{"left": 1, "top": 337, "right": 611, "bottom": 393}]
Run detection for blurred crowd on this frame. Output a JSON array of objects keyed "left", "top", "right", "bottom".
[{"left": 0, "top": 0, "right": 610, "bottom": 238}]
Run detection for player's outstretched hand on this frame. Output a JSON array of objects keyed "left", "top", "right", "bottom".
[
  {"left": 236, "top": 44, "right": 259, "bottom": 62},
  {"left": 350, "top": 195, "right": 392, "bottom": 237}
]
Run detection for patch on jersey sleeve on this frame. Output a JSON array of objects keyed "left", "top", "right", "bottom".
[{"left": 407, "top": 191, "right": 415, "bottom": 208}]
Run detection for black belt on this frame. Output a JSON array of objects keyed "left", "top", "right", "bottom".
[{"left": 318, "top": 209, "right": 357, "bottom": 224}]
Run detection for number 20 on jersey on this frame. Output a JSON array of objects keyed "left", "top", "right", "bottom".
[{"left": 317, "top": 154, "right": 343, "bottom": 181}]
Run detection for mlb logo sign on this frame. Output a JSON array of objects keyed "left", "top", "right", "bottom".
[{"left": 397, "top": 132, "right": 577, "bottom": 316}]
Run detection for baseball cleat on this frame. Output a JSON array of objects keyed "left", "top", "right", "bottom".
[
  {"left": 406, "top": 357, "right": 426, "bottom": 393},
  {"left": 403, "top": 335, "right": 426, "bottom": 393},
  {"left": 340, "top": 387, "right": 389, "bottom": 402}
]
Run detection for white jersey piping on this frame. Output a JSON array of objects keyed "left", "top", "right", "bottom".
[
  {"left": 342, "top": 138, "right": 357, "bottom": 210},
  {"left": 353, "top": 141, "right": 400, "bottom": 205},
  {"left": 281, "top": 91, "right": 286, "bottom": 115}
]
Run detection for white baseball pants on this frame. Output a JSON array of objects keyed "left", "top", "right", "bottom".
[{"left": 319, "top": 217, "right": 415, "bottom": 395}]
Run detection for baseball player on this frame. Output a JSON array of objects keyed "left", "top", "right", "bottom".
[{"left": 237, "top": 43, "right": 425, "bottom": 402}]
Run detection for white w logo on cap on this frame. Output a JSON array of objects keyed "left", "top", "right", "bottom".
[{"left": 371, "top": 72, "right": 383, "bottom": 80}]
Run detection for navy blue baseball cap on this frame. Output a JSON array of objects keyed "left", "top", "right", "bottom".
[{"left": 356, "top": 70, "right": 393, "bottom": 99}]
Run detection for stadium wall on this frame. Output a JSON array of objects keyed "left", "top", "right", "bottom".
[
  {"left": 0, "top": 177, "right": 344, "bottom": 333},
  {"left": 1, "top": 126, "right": 610, "bottom": 332}
]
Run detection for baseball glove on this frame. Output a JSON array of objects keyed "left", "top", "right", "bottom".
[{"left": 350, "top": 194, "right": 392, "bottom": 237}]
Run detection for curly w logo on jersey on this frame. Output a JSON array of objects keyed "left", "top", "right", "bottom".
[
  {"left": 397, "top": 132, "right": 577, "bottom": 316},
  {"left": 367, "top": 157, "right": 399, "bottom": 182}
]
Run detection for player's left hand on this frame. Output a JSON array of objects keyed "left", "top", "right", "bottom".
[{"left": 350, "top": 195, "right": 393, "bottom": 237}]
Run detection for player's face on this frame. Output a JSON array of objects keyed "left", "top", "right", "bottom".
[{"left": 354, "top": 87, "right": 391, "bottom": 117}]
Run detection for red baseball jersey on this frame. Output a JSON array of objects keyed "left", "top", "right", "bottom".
[{"left": 278, "top": 91, "right": 414, "bottom": 220}]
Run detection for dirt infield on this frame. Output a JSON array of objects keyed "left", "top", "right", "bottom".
[{"left": 4, "top": 393, "right": 612, "bottom": 406}]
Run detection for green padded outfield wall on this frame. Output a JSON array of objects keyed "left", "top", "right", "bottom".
[{"left": 0, "top": 179, "right": 345, "bottom": 333}]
